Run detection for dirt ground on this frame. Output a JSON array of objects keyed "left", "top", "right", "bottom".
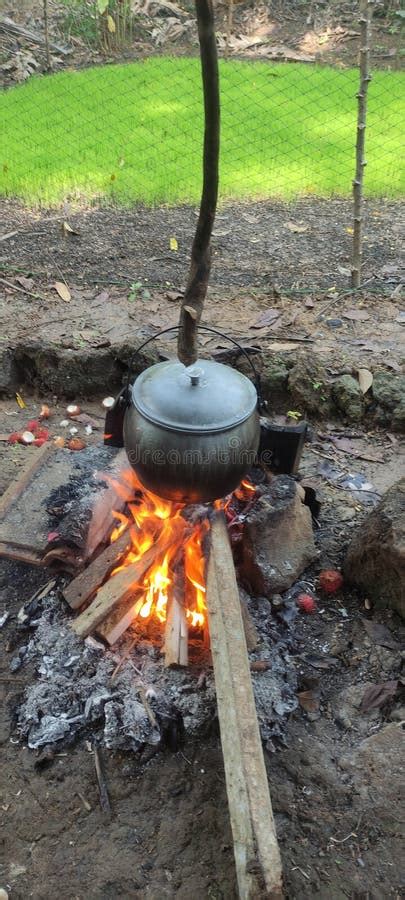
[
  {"left": 0, "top": 395, "right": 404, "bottom": 899},
  {"left": 0, "top": 198, "right": 403, "bottom": 389}
]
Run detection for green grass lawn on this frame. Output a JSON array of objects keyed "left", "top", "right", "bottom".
[{"left": 0, "top": 57, "right": 403, "bottom": 205}]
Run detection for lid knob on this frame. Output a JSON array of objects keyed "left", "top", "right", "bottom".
[{"left": 186, "top": 366, "right": 203, "bottom": 387}]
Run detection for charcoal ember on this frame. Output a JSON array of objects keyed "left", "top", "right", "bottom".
[
  {"left": 239, "top": 475, "right": 317, "bottom": 596},
  {"left": 28, "top": 714, "right": 72, "bottom": 748}
]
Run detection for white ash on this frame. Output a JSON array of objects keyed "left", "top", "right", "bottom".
[{"left": 16, "top": 586, "right": 297, "bottom": 753}]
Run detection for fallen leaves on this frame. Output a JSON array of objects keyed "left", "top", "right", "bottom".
[
  {"left": 54, "top": 281, "right": 71, "bottom": 302},
  {"left": 250, "top": 308, "right": 281, "bottom": 329},
  {"left": 16, "top": 392, "right": 26, "bottom": 409},
  {"left": 285, "top": 221, "right": 309, "bottom": 234},
  {"left": 169, "top": 236, "right": 178, "bottom": 251},
  {"left": 343, "top": 309, "right": 371, "bottom": 322},
  {"left": 360, "top": 680, "right": 398, "bottom": 712}
]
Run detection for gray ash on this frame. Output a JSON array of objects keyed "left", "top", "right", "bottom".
[{"left": 16, "top": 584, "right": 297, "bottom": 755}]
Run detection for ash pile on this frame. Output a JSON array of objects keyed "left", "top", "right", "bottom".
[{"left": 15, "top": 580, "right": 298, "bottom": 756}]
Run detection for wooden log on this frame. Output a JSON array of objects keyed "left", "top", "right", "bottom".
[
  {"left": 71, "top": 517, "right": 186, "bottom": 638},
  {"left": 63, "top": 528, "right": 132, "bottom": 610},
  {"left": 84, "top": 448, "right": 130, "bottom": 559},
  {"left": 206, "top": 513, "right": 283, "bottom": 900},
  {"left": 164, "top": 553, "right": 188, "bottom": 667}
]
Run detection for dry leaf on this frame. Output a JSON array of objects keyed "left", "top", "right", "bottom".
[
  {"left": 343, "top": 309, "right": 371, "bottom": 322},
  {"left": 345, "top": 227, "right": 354, "bottom": 235},
  {"left": 54, "top": 281, "right": 71, "bottom": 302},
  {"left": 251, "top": 308, "right": 281, "bottom": 329},
  {"left": 395, "top": 310, "right": 405, "bottom": 323},
  {"left": 298, "top": 690, "right": 320, "bottom": 714},
  {"left": 360, "top": 680, "right": 398, "bottom": 711},
  {"left": 15, "top": 392, "right": 26, "bottom": 409},
  {"left": 107, "top": 14, "right": 116, "bottom": 32},
  {"left": 183, "top": 305, "right": 197, "bottom": 320},
  {"left": 166, "top": 290, "right": 183, "bottom": 301},
  {"left": 16, "top": 275, "right": 34, "bottom": 290},
  {"left": 169, "top": 237, "right": 178, "bottom": 251},
  {"left": 61, "top": 221, "right": 79, "bottom": 236},
  {"left": 337, "top": 265, "right": 351, "bottom": 277},
  {"left": 285, "top": 221, "right": 308, "bottom": 234},
  {"left": 357, "top": 368, "right": 373, "bottom": 394},
  {"left": 304, "top": 297, "right": 315, "bottom": 309}
]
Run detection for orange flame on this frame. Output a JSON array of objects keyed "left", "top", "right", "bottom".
[{"left": 106, "top": 470, "right": 256, "bottom": 634}]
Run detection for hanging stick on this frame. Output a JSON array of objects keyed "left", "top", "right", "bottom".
[
  {"left": 177, "top": 0, "right": 220, "bottom": 366},
  {"left": 351, "top": 0, "right": 374, "bottom": 289}
]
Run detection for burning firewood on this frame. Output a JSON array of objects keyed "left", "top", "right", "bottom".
[
  {"left": 71, "top": 517, "right": 186, "bottom": 639},
  {"left": 164, "top": 552, "right": 188, "bottom": 667},
  {"left": 63, "top": 528, "right": 133, "bottom": 610}
]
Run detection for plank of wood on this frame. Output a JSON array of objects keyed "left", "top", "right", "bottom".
[
  {"left": 206, "top": 513, "right": 283, "bottom": 900},
  {"left": 0, "top": 443, "right": 51, "bottom": 521},
  {"left": 84, "top": 448, "right": 130, "bottom": 559},
  {"left": 96, "top": 594, "right": 143, "bottom": 645},
  {"left": 63, "top": 528, "right": 132, "bottom": 610},
  {"left": 164, "top": 598, "right": 188, "bottom": 667},
  {"left": 72, "top": 517, "right": 186, "bottom": 639}
]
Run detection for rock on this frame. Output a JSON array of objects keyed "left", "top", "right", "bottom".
[
  {"left": 333, "top": 683, "right": 381, "bottom": 732},
  {"left": 240, "top": 475, "right": 317, "bottom": 596},
  {"left": 288, "top": 356, "right": 332, "bottom": 417},
  {"left": 338, "top": 724, "right": 403, "bottom": 828},
  {"left": 259, "top": 355, "right": 291, "bottom": 411},
  {"left": 343, "top": 477, "right": 405, "bottom": 618},
  {"left": 372, "top": 372, "right": 405, "bottom": 432},
  {"left": 0, "top": 348, "right": 18, "bottom": 395},
  {"left": 332, "top": 374, "right": 364, "bottom": 422}
]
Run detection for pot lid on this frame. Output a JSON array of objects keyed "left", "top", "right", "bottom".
[{"left": 131, "top": 359, "right": 257, "bottom": 433}]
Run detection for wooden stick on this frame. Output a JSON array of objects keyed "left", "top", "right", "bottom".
[
  {"left": 63, "top": 528, "right": 132, "bottom": 610},
  {"left": 351, "top": 0, "right": 374, "bottom": 289},
  {"left": 206, "top": 513, "right": 283, "bottom": 900},
  {"left": 96, "top": 594, "right": 144, "bottom": 645},
  {"left": 94, "top": 746, "right": 111, "bottom": 817},
  {"left": 177, "top": 0, "right": 220, "bottom": 366},
  {"left": 0, "top": 15, "right": 70, "bottom": 54},
  {"left": 164, "top": 552, "right": 188, "bottom": 666},
  {"left": 71, "top": 518, "right": 186, "bottom": 638},
  {"left": 0, "top": 275, "right": 50, "bottom": 303},
  {"left": 0, "top": 443, "right": 51, "bottom": 521}
]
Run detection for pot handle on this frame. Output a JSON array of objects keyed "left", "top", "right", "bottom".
[{"left": 124, "top": 325, "right": 265, "bottom": 410}]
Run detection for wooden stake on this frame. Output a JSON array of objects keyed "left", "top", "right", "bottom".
[
  {"left": 177, "top": 0, "right": 220, "bottom": 366},
  {"left": 164, "top": 553, "right": 188, "bottom": 666},
  {"left": 71, "top": 518, "right": 186, "bottom": 638},
  {"left": 206, "top": 513, "right": 283, "bottom": 900},
  {"left": 351, "top": 0, "right": 374, "bottom": 289}
]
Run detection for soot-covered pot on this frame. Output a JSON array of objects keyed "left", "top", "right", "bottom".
[{"left": 123, "top": 357, "right": 260, "bottom": 503}]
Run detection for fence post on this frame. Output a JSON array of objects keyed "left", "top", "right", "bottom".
[{"left": 351, "top": 0, "right": 374, "bottom": 289}]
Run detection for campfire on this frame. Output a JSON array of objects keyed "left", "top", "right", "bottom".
[{"left": 65, "top": 468, "right": 259, "bottom": 665}]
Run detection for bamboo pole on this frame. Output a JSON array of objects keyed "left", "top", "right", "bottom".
[
  {"left": 351, "top": 0, "right": 374, "bottom": 289},
  {"left": 43, "top": 0, "right": 51, "bottom": 70}
]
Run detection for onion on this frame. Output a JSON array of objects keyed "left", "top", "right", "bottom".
[
  {"left": 53, "top": 436, "right": 65, "bottom": 448},
  {"left": 39, "top": 404, "right": 50, "bottom": 419},
  {"left": 59, "top": 419, "right": 69, "bottom": 428},
  {"left": 69, "top": 426, "right": 78, "bottom": 435},
  {"left": 66, "top": 404, "right": 81, "bottom": 417},
  {"left": 68, "top": 438, "right": 86, "bottom": 451}
]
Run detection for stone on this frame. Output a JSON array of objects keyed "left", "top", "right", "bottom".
[
  {"left": 240, "top": 475, "right": 317, "bottom": 596},
  {"left": 288, "top": 355, "right": 333, "bottom": 417},
  {"left": 372, "top": 372, "right": 405, "bottom": 432},
  {"left": 338, "top": 724, "right": 404, "bottom": 830},
  {"left": 259, "top": 355, "right": 291, "bottom": 411},
  {"left": 332, "top": 374, "right": 364, "bottom": 422},
  {"left": 343, "top": 477, "right": 405, "bottom": 618},
  {"left": 0, "top": 348, "right": 18, "bottom": 395}
]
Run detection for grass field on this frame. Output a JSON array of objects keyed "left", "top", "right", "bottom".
[{"left": 0, "top": 57, "right": 403, "bottom": 205}]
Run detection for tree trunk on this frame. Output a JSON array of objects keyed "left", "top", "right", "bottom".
[
  {"left": 351, "top": 0, "right": 374, "bottom": 289},
  {"left": 177, "top": 0, "right": 220, "bottom": 367}
]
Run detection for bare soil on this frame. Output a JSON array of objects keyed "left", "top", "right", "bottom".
[{"left": 0, "top": 396, "right": 404, "bottom": 899}]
